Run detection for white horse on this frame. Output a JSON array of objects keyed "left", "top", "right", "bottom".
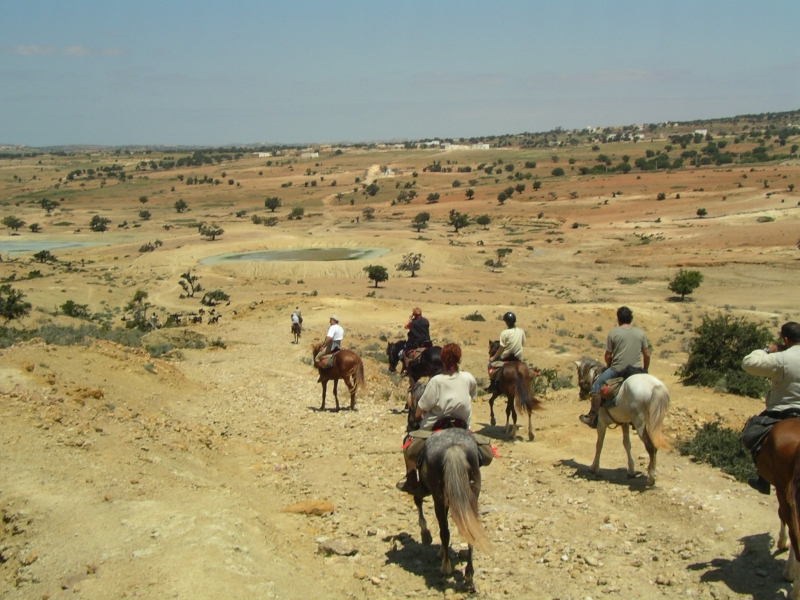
[{"left": 574, "top": 358, "right": 670, "bottom": 486}]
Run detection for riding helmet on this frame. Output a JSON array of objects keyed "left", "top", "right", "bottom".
[{"left": 503, "top": 311, "right": 516, "bottom": 326}]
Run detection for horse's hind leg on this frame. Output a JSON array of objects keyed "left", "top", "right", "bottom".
[
  {"left": 505, "top": 397, "right": 517, "bottom": 440},
  {"left": 622, "top": 424, "right": 636, "bottom": 479},
  {"left": 640, "top": 428, "right": 658, "bottom": 486},
  {"left": 780, "top": 521, "right": 790, "bottom": 551},
  {"left": 332, "top": 379, "right": 340, "bottom": 412},
  {"left": 320, "top": 381, "right": 327, "bottom": 411},
  {"left": 526, "top": 407, "right": 534, "bottom": 442},
  {"left": 344, "top": 374, "right": 356, "bottom": 410},
  {"left": 415, "top": 496, "right": 432, "bottom": 545},
  {"left": 463, "top": 544, "right": 475, "bottom": 591},
  {"left": 435, "top": 501, "right": 452, "bottom": 575}
]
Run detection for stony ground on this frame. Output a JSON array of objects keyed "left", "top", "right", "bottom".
[{"left": 0, "top": 311, "right": 790, "bottom": 600}]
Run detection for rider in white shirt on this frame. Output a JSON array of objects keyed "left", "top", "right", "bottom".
[{"left": 315, "top": 315, "right": 344, "bottom": 365}]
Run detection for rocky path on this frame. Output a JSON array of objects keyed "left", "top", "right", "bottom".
[{"left": 0, "top": 312, "right": 790, "bottom": 599}]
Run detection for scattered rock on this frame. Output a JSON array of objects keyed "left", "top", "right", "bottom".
[
  {"left": 19, "top": 549, "right": 39, "bottom": 565},
  {"left": 317, "top": 539, "right": 358, "bottom": 556},
  {"left": 284, "top": 500, "right": 335, "bottom": 516}
]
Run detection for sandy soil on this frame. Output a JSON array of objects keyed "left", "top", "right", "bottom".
[{"left": 1, "top": 146, "right": 799, "bottom": 599}]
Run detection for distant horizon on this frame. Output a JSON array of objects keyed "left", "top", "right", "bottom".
[
  {"left": 3, "top": 1, "right": 799, "bottom": 147},
  {"left": 2, "top": 103, "right": 798, "bottom": 151}
]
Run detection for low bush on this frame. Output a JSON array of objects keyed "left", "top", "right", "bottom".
[
  {"left": 677, "top": 422, "right": 755, "bottom": 482},
  {"left": 677, "top": 313, "right": 772, "bottom": 398},
  {"left": 463, "top": 311, "right": 485, "bottom": 322}
]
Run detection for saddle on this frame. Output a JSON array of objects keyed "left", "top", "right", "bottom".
[
  {"left": 317, "top": 347, "right": 340, "bottom": 370},
  {"left": 741, "top": 408, "right": 800, "bottom": 458},
  {"left": 405, "top": 341, "right": 432, "bottom": 367},
  {"left": 600, "top": 366, "right": 649, "bottom": 406}
]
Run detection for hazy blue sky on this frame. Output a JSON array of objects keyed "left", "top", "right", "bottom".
[{"left": 2, "top": 1, "right": 798, "bottom": 146}]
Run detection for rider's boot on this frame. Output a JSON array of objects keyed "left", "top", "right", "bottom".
[
  {"left": 747, "top": 473, "right": 770, "bottom": 495},
  {"left": 396, "top": 469, "right": 422, "bottom": 495},
  {"left": 579, "top": 393, "right": 601, "bottom": 428}
]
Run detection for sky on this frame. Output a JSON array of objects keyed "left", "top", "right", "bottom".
[{"left": 2, "top": 0, "right": 799, "bottom": 147}]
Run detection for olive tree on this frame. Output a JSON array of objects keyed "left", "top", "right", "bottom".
[
  {"left": 0, "top": 284, "right": 31, "bottom": 323},
  {"left": 396, "top": 253, "right": 423, "bottom": 277},
  {"left": 363, "top": 265, "right": 388, "bottom": 287},
  {"left": 668, "top": 269, "right": 703, "bottom": 301}
]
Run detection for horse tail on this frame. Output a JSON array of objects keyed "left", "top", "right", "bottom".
[
  {"left": 443, "top": 445, "right": 492, "bottom": 553},
  {"left": 645, "top": 382, "right": 671, "bottom": 450},
  {"left": 353, "top": 356, "right": 366, "bottom": 391},
  {"left": 514, "top": 367, "right": 543, "bottom": 416}
]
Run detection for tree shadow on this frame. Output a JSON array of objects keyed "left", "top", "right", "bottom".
[
  {"left": 687, "top": 533, "right": 789, "bottom": 599},
  {"left": 666, "top": 295, "right": 693, "bottom": 303},
  {"left": 558, "top": 458, "right": 651, "bottom": 491},
  {"left": 384, "top": 530, "right": 474, "bottom": 593}
]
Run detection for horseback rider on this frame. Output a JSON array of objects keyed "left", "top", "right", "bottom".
[
  {"left": 291, "top": 306, "right": 303, "bottom": 328},
  {"left": 397, "top": 343, "right": 477, "bottom": 495},
  {"left": 485, "top": 311, "right": 525, "bottom": 394},
  {"left": 400, "top": 307, "right": 431, "bottom": 374},
  {"left": 580, "top": 306, "right": 650, "bottom": 429},
  {"left": 314, "top": 315, "right": 344, "bottom": 367},
  {"left": 741, "top": 321, "right": 800, "bottom": 495}
]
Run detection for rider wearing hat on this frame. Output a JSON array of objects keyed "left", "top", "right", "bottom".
[
  {"left": 485, "top": 311, "right": 526, "bottom": 394},
  {"left": 315, "top": 315, "right": 344, "bottom": 367}
]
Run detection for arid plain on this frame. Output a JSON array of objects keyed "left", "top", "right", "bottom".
[{"left": 1, "top": 126, "right": 799, "bottom": 599}]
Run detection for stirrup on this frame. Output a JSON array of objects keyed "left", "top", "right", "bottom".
[
  {"left": 579, "top": 413, "right": 598, "bottom": 429},
  {"left": 396, "top": 475, "right": 422, "bottom": 496}
]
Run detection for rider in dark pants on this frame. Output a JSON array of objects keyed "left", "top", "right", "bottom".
[{"left": 401, "top": 307, "right": 430, "bottom": 374}]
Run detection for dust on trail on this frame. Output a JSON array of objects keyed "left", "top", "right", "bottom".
[{"left": 0, "top": 305, "right": 787, "bottom": 600}]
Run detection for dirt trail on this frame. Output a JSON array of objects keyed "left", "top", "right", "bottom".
[{"left": 0, "top": 308, "right": 787, "bottom": 600}]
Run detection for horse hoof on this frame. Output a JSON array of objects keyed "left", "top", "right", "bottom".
[
  {"left": 627, "top": 472, "right": 637, "bottom": 479},
  {"left": 490, "top": 418, "right": 496, "bottom": 427},
  {"left": 528, "top": 433, "right": 534, "bottom": 442},
  {"left": 421, "top": 530, "right": 432, "bottom": 545},
  {"left": 646, "top": 478, "right": 655, "bottom": 487}
]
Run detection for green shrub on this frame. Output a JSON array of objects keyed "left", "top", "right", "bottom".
[
  {"left": 677, "top": 313, "right": 772, "bottom": 397},
  {"left": 677, "top": 422, "right": 755, "bottom": 482},
  {"left": 146, "top": 343, "right": 174, "bottom": 358},
  {"left": 463, "top": 311, "right": 485, "bottom": 322}
]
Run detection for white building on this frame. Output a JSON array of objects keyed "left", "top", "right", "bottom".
[
  {"left": 255, "top": 152, "right": 272, "bottom": 158},
  {"left": 694, "top": 129, "right": 708, "bottom": 136},
  {"left": 300, "top": 152, "right": 319, "bottom": 159}
]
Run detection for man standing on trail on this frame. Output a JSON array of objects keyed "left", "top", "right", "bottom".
[
  {"left": 741, "top": 322, "right": 800, "bottom": 494},
  {"left": 580, "top": 306, "right": 650, "bottom": 428},
  {"left": 315, "top": 315, "right": 344, "bottom": 367}
]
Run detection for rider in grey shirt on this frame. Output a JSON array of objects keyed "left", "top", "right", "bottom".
[{"left": 580, "top": 306, "right": 651, "bottom": 428}]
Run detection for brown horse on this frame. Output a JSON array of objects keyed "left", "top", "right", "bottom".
[
  {"left": 291, "top": 322, "right": 302, "bottom": 344},
  {"left": 486, "top": 341, "right": 543, "bottom": 441},
  {"left": 756, "top": 418, "right": 800, "bottom": 595},
  {"left": 311, "top": 344, "right": 366, "bottom": 411}
]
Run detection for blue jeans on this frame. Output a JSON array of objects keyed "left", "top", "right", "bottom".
[{"left": 592, "top": 368, "right": 620, "bottom": 395}]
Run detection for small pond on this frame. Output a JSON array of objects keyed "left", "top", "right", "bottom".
[
  {"left": 0, "top": 240, "right": 105, "bottom": 255},
  {"left": 200, "top": 247, "right": 390, "bottom": 265}
]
